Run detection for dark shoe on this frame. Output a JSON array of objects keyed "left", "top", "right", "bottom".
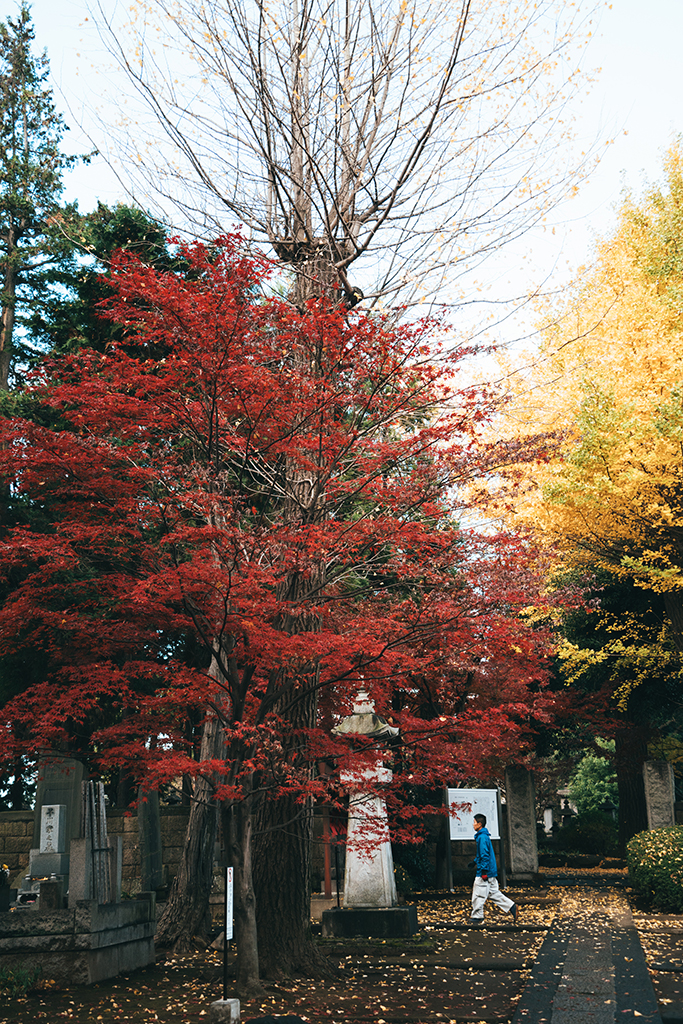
[
  {"left": 510, "top": 903, "right": 518, "bottom": 924},
  {"left": 469, "top": 917, "right": 484, "bottom": 927}
]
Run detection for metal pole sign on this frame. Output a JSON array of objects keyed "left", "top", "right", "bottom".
[
  {"left": 225, "top": 866, "right": 234, "bottom": 940},
  {"left": 223, "top": 866, "right": 233, "bottom": 1002},
  {"left": 447, "top": 788, "right": 500, "bottom": 840}
]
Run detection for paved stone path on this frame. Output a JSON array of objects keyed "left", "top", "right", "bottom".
[
  {"left": 512, "top": 889, "right": 662, "bottom": 1024},
  {"left": 637, "top": 918, "right": 683, "bottom": 1023}
]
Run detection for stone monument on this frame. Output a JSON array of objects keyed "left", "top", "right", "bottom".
[
  {"left": 322, "top": 690, "right": 418, "bottom": 938},
  {"left": 1, "top": 777, "right": 155, "bottom": 985},
  {"left": 17, "top": 756, "right": 85, "bottom": 903},
  {"left": 643, "top": 760, "right": 676, "bottom": 829},
  {"left": 504, "top": 766, "right": 539, "bottom": 882}
]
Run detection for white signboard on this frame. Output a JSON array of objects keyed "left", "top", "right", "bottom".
[
  {"left": 447, "top": 788, "right": 500, "bottom": 840},
  {"left": 225, "top": 867, "right": 234, "bottom": 941}
]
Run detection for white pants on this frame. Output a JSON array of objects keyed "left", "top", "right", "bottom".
[{"left": 471, "top": 875, "right": 514, "bottom": 920}]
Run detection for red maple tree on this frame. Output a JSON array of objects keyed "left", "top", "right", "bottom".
[{"left": 0, "top": 236, "right": 562, "bottom": 984}]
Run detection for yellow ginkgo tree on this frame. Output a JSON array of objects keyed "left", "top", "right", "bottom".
[
  {"left": 494, "top": 144, "right": 683, "bottom": 841},
  {"left": 502, "top": 143, "right": 683, "bottom": 647}
]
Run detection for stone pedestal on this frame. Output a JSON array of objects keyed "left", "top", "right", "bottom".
[
  {"left": 209, "top": 998, "right": 240, "bottom": 1022},
  {"left": 643, "top": 760, "right": 676, "bottom": 829},
  {"left": 27, "top": 850, "right": 70, "bottom": 878},
  {"left": 38, "top": 878, "right": 64, "bottom": 911},
  {"left": 504, "top": 767, "right": 539, "bottom": 881},
  {"left": 322, "top": 904, "right": 418, "bottom": 938},
  {"left": 0, "top": 896, "right": 155, "bottom": 984}
]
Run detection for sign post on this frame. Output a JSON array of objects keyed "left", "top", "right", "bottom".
[
  {"left": 447, "top": 788, "right": 505, "bottom": 886},
  {"left": 495, "top": 789, "right": 506, "bottom": 888},
  {"left": 223, "top": 866, "right": 233, "bottom": 1000},
  {"left": 447, "top": 788, "right": 500, "bottom": 839}
]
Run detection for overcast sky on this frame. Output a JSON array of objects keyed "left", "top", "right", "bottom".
[{"left": 21, "top": 0, "right": 683, "bottom": 316}]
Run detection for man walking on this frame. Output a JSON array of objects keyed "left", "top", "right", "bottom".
[{"left": 469, "top": 813, "right": 518, "bottom": 926}]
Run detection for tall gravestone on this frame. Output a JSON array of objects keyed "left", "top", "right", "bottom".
[
  {"left": 28, "top": 803, "right": 70, "bottom": 878},
  {"left": 138, "top": 787, "right": 164, "bottom": 891},
  {"left": 643, "top": 760, "right": 676, "bottom": 829},
  {"left": 22, "top": 757, "right": 84, "bottom": 895},
  {"left": 504, "top": 766, "right": 539, "bottom": 881},
  {"left": 31, "top": 756, "right": 85, "bottom": 851}
]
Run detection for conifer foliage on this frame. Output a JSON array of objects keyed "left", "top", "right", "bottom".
[
  {"left": 0, "top": 236, "right": 557, "bottom": 981},
  {"left": 0, "top": 2, "right": 80, "bottom": 388}
]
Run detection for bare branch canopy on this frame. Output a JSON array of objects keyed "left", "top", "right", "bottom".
[{"left": 91, "top": 0, "right": 600, "bottom": 304}]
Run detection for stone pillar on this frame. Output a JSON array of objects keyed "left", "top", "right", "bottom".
[
  {"left": 504, "top": 767, "right": 538, "bottom": 880},
  {"left": 68, "top": 837, "right": 91, "bottom": 907},
  {"left": 109, "top": 835, "right": 123, "bottom": 903},
  {"left": 342, "top": 765, "right": 397, "bottom": 908},
  {"left": 138, "top": 788, "right": 163, "bottom": 891},
  {"left": 209, "top": 998, "right": 240, "bottom": 1023},
  {"left": 643, "top": 760, "right": 675, "bottom": 829}
]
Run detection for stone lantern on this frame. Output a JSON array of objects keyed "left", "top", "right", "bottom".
[{"left": 321, "top": 689, "right": 418, "bottom": 938}]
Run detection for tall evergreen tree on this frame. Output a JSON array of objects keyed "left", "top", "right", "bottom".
[
  {"left": 25, "top": 201, "right": 178, "bottom": 356},
  {"left": 0, "top": 1, "right": 79, "bottom": 389}
]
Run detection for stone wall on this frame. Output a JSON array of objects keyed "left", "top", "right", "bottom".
[
  {"left": 0, "top": 807, "right": 190, "bottom": 891},
  {"left": 0, "top": 896, "right": 156, "bottom": 985},
  {"left": 0, "top": 810, "right": 33, "bottom": 880}
]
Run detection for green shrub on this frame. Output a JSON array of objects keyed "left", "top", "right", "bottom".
[
  {"left": 567, "top": 738, "right": 618, "bottom": 815},
  {"left": 627, "top": 826, "right": 683, "bottom": 912},
  {"left": 0, "top": 965, "right": 41, "bottom": 997},
  {"left": 559, "top": 809, "right": 619, "bottom": 857}
]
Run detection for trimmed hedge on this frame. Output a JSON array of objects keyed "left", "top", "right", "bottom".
[{"left": 626, "top": 826, "right": 683, "bottom": 912}]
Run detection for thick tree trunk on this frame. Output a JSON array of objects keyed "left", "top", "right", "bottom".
[
  {"left": 252, "top": 787, "right": 320, "bottom": 977},
  {"left": 225, "top": 779, "right": 261, "bottom": 992},
  {"left": 663, "top": 590, "right": 683, "bottom": 651},
  {"left": 248, "top": 249, "right": 338, "bottom": 980},
  {"left": 155, "top": 692, "right": 224, "bottom": 950},
  {"left": 251, "top": 673, "right": 330, "bottom": 979},
  {"left": 615, "top": 723, "right": 649, "bottom": 852},
  {"left": 0, "top": 302, "right": 13, "bottom": 390}
]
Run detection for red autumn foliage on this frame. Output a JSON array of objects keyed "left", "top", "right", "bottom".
[
  {"left": 0, "top": 234, "right": 579, "bottom": 981},
  {"left": 0, "top": 235, "right": 567, "bottom": 801}
]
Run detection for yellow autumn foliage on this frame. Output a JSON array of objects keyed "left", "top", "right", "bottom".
[
  {"left": 490, "top": 144, "right": 683, "bottom": 710},
  {"left": 500, "top": 143, "right": 683, "bottom": 608}
]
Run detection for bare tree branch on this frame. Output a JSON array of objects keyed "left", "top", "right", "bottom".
[{"left": 88, "top": 0, "right": 600, "bottom": 306}]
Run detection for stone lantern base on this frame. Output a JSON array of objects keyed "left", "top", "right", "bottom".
[{"left": 321, "top": 904, "right": 418, "bottom": 938}]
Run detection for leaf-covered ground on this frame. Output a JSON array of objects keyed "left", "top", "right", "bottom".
[{"left": 1, "top": 883, "right": 679, "bottom": 1024}]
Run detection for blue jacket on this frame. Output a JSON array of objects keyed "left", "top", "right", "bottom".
[{"left": 475, "top": 826, "right": 497, "bottom": 877}]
